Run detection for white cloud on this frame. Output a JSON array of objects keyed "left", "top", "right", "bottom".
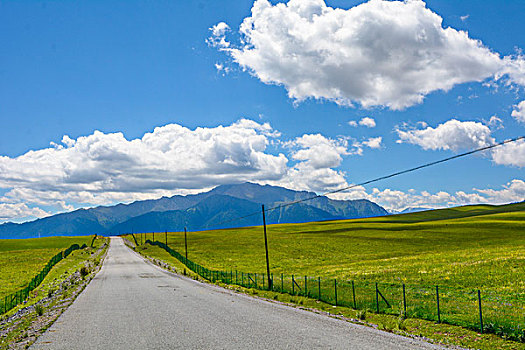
[
  {"left": 211, "top": 22, "right": 230, "bottom": 37},
  {"left": 359, "top": 117, "right": 376, "bottom": 128},
  {"left": 329, "top": 179, "right": 524, "bottom": 211},
  {"left": 349, "top": 117, "right": 376, "bottom": 127},
  {"left": 487, "top": 115, "right": 503, "bottom": 129},
  {"left": 211, "top": 0, "right": 525, "bottom": 110},
  {"left": 0, "top": 203, "right": 50, "bottom": 223},
  {"left": 491, "top": 139, "right": 525, "bottom": 167},
  {"left": 460, "top": 14, "right": 469, "bottom": 21},
  {"left": 396, "top": 119, "right": 525, "bottom": 167},
  {"left": 396, "top": 119, "right": 494, "bottom": 151},
  {"left": 207, "top": 22, "right": 231, "bottom": 48},
  {"left": 289, "top": 134, "right": 349, "bottom": 169},
  {"left": 215, "top": 63, "right": 231, "bottom": 74},
  {"left": 362, "top": 137, "right": 382, "bottom": 149},
  {"left": 275, "top": 163, "right": 349, "bottom": 194},
  {"left": 511, "top": 100, "right": 525, "bottom": 123},
  {"left": 274, "top": 134, "right": 351, "bottom": 193},
  {"left": 475, "top": 179, "right": 525, "bottom": 203}
]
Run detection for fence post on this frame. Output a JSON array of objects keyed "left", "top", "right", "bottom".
[
  {"left": 305, "top": 276, "right": 308, "bottom": 297},
  {"left": 153, "top": 232, "right": 154, "bottom": 241},
  {"left": 436, "top": 286, "right": 441, "bottom": 323},
  {"left": 403, "top": 283, "right": 407, "bottom": 317},
  {"left": 292, "top": 275, "right": 295, "bottom": 294},
  {"left": 165, "top": 231, "right": 167, "bottom": 246},
  {"left": 318, "top": 277, "right": 321, "bottom": 300},
  {"left": 376, "top": 282, "right": 380, "bottom": 313},
  {"left": 334, "top": 279, "right": 338, "bottom": 306},
  {"left": 352, "top": 281, "right": 356, "bottom": 309},
  {"left": 478, "top": 290, "right": 483, "bottom": 333}
]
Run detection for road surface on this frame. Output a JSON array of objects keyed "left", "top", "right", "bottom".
[{"left": 32, "top": 237, "right": 443, "bottom": 349}]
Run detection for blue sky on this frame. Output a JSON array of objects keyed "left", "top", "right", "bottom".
[{"left": 0, "top": 0, "right": 524, "bottom": 222}]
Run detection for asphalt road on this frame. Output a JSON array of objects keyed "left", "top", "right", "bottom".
[{"left": 32, "top": 237, "right": 444, "bottom": 349}]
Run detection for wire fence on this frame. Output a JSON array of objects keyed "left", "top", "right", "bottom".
[
  {"left": 0, "top": 243, "right": 86, "bottom": 315},
  {"left": 145, "top": 239, "right": 525, "bottom": 342}
]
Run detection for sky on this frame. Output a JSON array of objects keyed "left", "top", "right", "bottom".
[{"left": 0, "top": 0, "right": 524, "bottom": 223}]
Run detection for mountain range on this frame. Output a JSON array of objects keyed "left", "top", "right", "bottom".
[{"left": 0, "top": 183, "right": 388, "bottom": 239}]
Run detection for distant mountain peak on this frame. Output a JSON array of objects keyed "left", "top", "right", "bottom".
[{"left": 0, "top": 182, "right": 388, "bottom": 239}]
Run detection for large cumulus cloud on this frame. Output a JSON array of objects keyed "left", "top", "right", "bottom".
[
  {"left": 0, "top": 119, "right": 288, "bottom": 194},
  {"left": 211, "top": 0, "right": 525, "bottom": 109}
]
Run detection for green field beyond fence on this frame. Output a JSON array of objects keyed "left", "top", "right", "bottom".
[
  {"left": 0, "top": 242, "right": 87, "bottom": 314},
  {"left": 146, "top": 239, "right": 524, "bottom": 342}
]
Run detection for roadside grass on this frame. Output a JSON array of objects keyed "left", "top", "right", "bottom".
[
  {"left": 126, "top": 202, "right": 524, "bottom": 348},
  {"left": 27, "top": 237, "right": 108, "bottom": 307},
  {"left": 0, "top": 236, "right": 93, "bottom": 300},
  {"left": 0, "top": 237, "right": 109, "bottom": 349},
  {"left": 1, "top": 236, "right": 107, "bottom": 315}
]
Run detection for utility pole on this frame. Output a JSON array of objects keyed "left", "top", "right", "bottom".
[
  {"left": 184, "top": 227, "right": 188, "bottom": 261},
  {"left": 262, "top": 205, "right": 272, "bottom": 290},
  {"left": 165, "top": 230, "right": 168, "bottom": 246}
]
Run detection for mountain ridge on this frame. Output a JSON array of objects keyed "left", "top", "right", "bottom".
[{"left": 0, "top": 182, "right": 388, "bottom": 238}]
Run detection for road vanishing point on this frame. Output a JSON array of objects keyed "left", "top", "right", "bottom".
[{"left": 32, "top": 237, "right": 444, "bottom": 349}]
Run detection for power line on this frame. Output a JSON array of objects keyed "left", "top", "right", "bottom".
[{"left": 197, "top": 135, "right": 524, "bottom": 230}]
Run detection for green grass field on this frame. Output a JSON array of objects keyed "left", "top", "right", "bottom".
[
  {"left": 137, "top": 203, "right": 524, "bottom": 289},
  {"left": 130, "top": 202, "right": 524, "bottom": 342},
  {"left": 0, "top": 236, "right": 92, "bottom": 300}
]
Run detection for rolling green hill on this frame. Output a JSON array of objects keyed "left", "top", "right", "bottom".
[{"left": 137, "top": 202, "right": 524, "bottom": 289}]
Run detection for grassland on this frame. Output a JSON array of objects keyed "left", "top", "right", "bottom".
[
  {"left": 128, "top": 202, "right": 524, "bottom": 348},
  {"left": 0, "top": 236, "right": 109, "bottom": 349},
  {"left": 0, "top": 236, "right": 92, "bottom": 300},
  {"left": 135, "top": 203, "right": 524, "bottom": 290}
]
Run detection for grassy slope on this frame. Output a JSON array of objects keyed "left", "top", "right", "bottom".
[
  {"left": 0, "top": 236, "right": 92, "bottom": 299},
  {"left": 140, "top": 203, "right": 523, "bottom": 293}
]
